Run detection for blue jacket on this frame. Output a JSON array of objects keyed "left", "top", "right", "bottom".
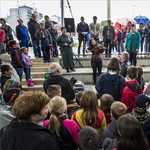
[
  {"left": 95, "top": 72, "right": 125, "bottom": 101},
  {"left": 1, "top": 75, "right": 11, "bottom": 91},
  {"left": 125, "top": 32, "right": 140, "bottom": 52},
  {"left": 16, "top": 25, "right": 29, "bottom": 40}
]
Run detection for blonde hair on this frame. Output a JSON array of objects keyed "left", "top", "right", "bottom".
[
  {"left": 3, "top": 79, "right": 21, "bottom": 92},
  {"left": 49, "top": 96, "right": 67, "bottom": 137},
  {"left": 111, "top": 102, "right": 127, "bottom": 120}
]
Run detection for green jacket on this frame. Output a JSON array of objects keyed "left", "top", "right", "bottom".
[
  {"left": 57, "top": 34, "right": 74, "bottom": 68},
  {"left": 125, "top": 32, "right": 140, "bottom": 52}
]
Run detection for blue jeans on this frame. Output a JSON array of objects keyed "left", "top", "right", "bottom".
[
  {"left": 24, "top": 68, "right": 31, "bottom": 80},
  {"left": 42, "top": 46, "right": 50, "bottom": 62},
  {"left": 53, "top": 40, "right": 58, "bottom": 57},
  {"left": 146, "top": 40, "right": 150, "bottom": 52},
  {"left": 15, "top": 68, "right": 23, "bottom": 82},
  {"left": 20, "top": 38, "right": 29, "bottom": 48},
  {"left": 32, "top": 39, "right": 41, "bottom": 57}
]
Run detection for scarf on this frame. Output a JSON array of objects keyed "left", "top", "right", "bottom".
[{"left": 132, "top": 109, "right": 150, "bottom": 125}]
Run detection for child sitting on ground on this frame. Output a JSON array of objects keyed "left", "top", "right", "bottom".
[
  {"left": 100, "top": 101, "right": 127, "bottom": 149},
  {"left": 78, "top": 125, "right": 100, "bottom": 150},
  {"left": 136, "top": 66, "right": 145, "bottom": 90},
  {"left": 132, "top": 94, "right": 150, "bottom": 144},
  {"left": 20, "top": 47, "right": 34, "bottom": 86},
  {"left": 1, "top": 64, "right": 13, "bottom": 91},
  {"left": 113, "top": 114, "right": 149, "bottom": 150},
  {"left": 121, "top": 66, "right": 143, "bottom": 113},
  {"left": 68, "top": 91, "right": 84, "bottom": 119},
  {"left": 71, "top": 90, "right": 106, "bottom": 135},
  {"left": 43, "top": 96, "right": 81, "bottom": 150},
  {"left": 100, "top": 94, "right": 114, "bottom": 124},
  {"left": 47, "top": 85, "right": 61, "bottom": 99}
]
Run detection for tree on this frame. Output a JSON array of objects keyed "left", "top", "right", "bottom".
[{"left": 100, "top": 20, "right": 114, "bottom": 28}]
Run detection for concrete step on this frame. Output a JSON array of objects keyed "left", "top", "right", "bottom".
[
  {"left": 60, "top": 57, "right": 150, "bottom": 68},
  {"left": 22, "top": 67, "right": 150, "bottom": 85},
  {"left": 22, "top": 85, "right": 44, "bottom": 91},
  {"left": 30, "top": 58, "right": 59, "bottom": 62},
  {"left": 31, "top": 67, "right": 49, "bottom": 72}
]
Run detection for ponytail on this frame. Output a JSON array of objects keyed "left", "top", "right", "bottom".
[
  {"left": 49, "top": 114, "right": 60, "bottom": 138},
  {"left": 137, "top": 66, "right": 143, "bottom": 87}
]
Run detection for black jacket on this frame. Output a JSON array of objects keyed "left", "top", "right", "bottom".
[
  {"left": 100, "top": 119, "right": 120, "bottom": 147},
  {"left": 0, "top": 119, "right": 60, "bottom": 150},
  {"left": 120, "top": 60, "right": 131, "bottom": 78},
  {"left": 8, "top": 47, "right": 24, "bottom": 68},
  {"left": 77, "top": 22, "right": 89, "bottom": 41},
  {"left": 43, "top": 75, "right": 75, "bottom": 104},
  {"left": 1, "top": 25, "right": 13, "bottom": 42},
  {"left": 27, "top": 19, "right": 39, "bottom": 39},
  {"left": 1, "top": 75, "right": 11, "bottom": 91}
]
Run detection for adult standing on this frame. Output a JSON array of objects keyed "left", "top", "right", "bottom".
[
  {"left": 123, "top": 21, "right": 132, "bottom": 40},
  {"left": 44, "top": 15, "right": 50, "bottom": 29},
  {"left": 125, "top": 24, "right": 140, "bottom": 66},
  {"left": 116, "top": 24, "right": 124, "bottom": 54},
  {"left": 16, "top": 19, "right": 29, "bottom": 48},
  {"left": 57, "top": 27, "right": 75, "bottom": 72},
  {"left": 35, "top": 22, "right": 53, "bottom": 63},
  {"left": 48, "top": 22, "right": 58, "bottom": 57},
  {"left": 0, "top": 29, "right": 5, "bottom": 54},
  {"left": 103, "top": 19, "right": 115, "bottom": 57},
  {"left": 77, "top": 17, "right": 89, "bottom": 56},
  {"left": 0, "top": 18, "right": 13, "bottom": 51},
  {"left": 90, "top": 16, "right": 100, "bottom": 43},
  {"left": 144, "top": 21, "right": 150, "bottom": 53},
  {"left": 28, "top": 14, "right": 41, "bottom": 58},
  {"left": 137, "top": 23, "right": 145, "bottom": 53}
]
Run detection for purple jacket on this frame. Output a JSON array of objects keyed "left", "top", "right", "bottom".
[{"left": 22, "top": 53, "right": 32, "bottom": 68}]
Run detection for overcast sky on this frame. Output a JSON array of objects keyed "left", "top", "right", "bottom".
[{"left": 0, "top": 0, "right": 150, "bottom": 25}]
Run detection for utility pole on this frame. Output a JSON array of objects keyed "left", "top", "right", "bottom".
[
  {"left": 61, "top": 0, "right": 64, "bottom": 27},
  {"left": 107, "top": 0, "right": 111, "bottom": 19}
]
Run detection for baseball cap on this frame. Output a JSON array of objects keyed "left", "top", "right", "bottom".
[
  {"left": 135, "top": 94, "right": 150, "bottom": 110},
  {"left": 17, "top": 19, "right": 23, "bottom": 22}
]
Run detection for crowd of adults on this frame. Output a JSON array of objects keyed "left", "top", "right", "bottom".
[{"left": 0, "top": 14, "right": 150, "bottom": 150}]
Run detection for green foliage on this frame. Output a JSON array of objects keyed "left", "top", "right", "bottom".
[{"left": 100, "top": 20, "right": 114, "bottom": 28}]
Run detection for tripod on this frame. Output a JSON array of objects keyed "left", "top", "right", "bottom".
[{"left": 73, "top": 52, "right": 83, "bottom": 68}]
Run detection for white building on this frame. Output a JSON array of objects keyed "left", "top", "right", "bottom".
[{"left": 6, "top": 5, "right": 43, "bottom": 31}]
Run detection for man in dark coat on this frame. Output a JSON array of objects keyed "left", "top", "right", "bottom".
[
  {"left": 28, "top": 14, "right": 41, "bottom": 58},
  {"left": 77, "top": 17, "right": 89, "bottom": 56},
  {"left": 103, "top": 19, "right": 115, "bottom": 57},
  {"left": 35, "top": 22, "right": 53, "bottom": 63},
  {"left": 0, "top": 91, "right": 60, "bottom": 150},
  {"left": 144, "top": 21, "right": 150, "bottom": 52},
  {"left": 16, "top": 19, "right": 29, "bottom": 48},
  {"left": 43, "top": 63, "right": 75, "bottom": 104}
]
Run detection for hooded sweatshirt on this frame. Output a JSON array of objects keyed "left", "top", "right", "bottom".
[
  {"left": 43, "top": 75, "right": 75, "bottom": 104},
  {"left": 95, "top": 71, "right": 125, "bottom": 101},
  {"left": 121, "top": 80, "right": 143, "bottom": 113},
  {"left": 8, "top": 47, "right": 24, "bottom": 68}
]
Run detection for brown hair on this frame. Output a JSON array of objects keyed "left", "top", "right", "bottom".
[
  {"left": 3, "top": 79, "right": 21, "bottom": 92},
  {"left": 78, "top": 126, "right": 100, "bottom": 150},
  {"left": 127, "top": 66, "right": 139, "bottom": 80},
  {"left": 88, "top": 38, "right": 96, "bottom": 50},
  {"left": 20, "top": 47, "right": 27, "bottom": 53},
  {"left": 47, "top": 85, "right": 61, "bottom": 99},
  {"left": 111, "top": 101, "right": 127, "bottom": 120},
  {"left": 100, "top": 94, "right": 114, "bottom": 116},
  {"left": 76, "top": 91, "right": 84, "bottom": 105},
  {"left": 137, "top": 66, "right": 143, "bottom": 87},
  {"left": 0, "top": 18, "right": 6, "bottom": 23},
  {"left": 80, "top": 90, "right": 98, "bottom": 128},
  {"left": 117, "top": 114, "right": 149, "bottom": 150},
  {"left": 13, "top": 91, "right": 50, "bottom": 123},
  {"left": 107, "top": 57, "right": 121, "bottom": 73},
  {"left": 7, "top": 40, "right": 17, "bottom": 47},
  {"left": 49, "top": 96, "right": 67, "bottom": 137}
]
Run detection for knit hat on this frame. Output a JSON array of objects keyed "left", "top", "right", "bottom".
[
  {"left": 135, "top": 94, "right": 150, "bottom": 109},
  {"left": 0, "top": 53, "right": 11, "bottom": 63}
]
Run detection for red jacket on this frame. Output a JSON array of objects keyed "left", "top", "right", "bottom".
[
  {"left": 121, "top": 80, "right": 143, "bottom": 113},
  {"left": 0, "top": 29, "right": 5, "bottom": 42}
]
